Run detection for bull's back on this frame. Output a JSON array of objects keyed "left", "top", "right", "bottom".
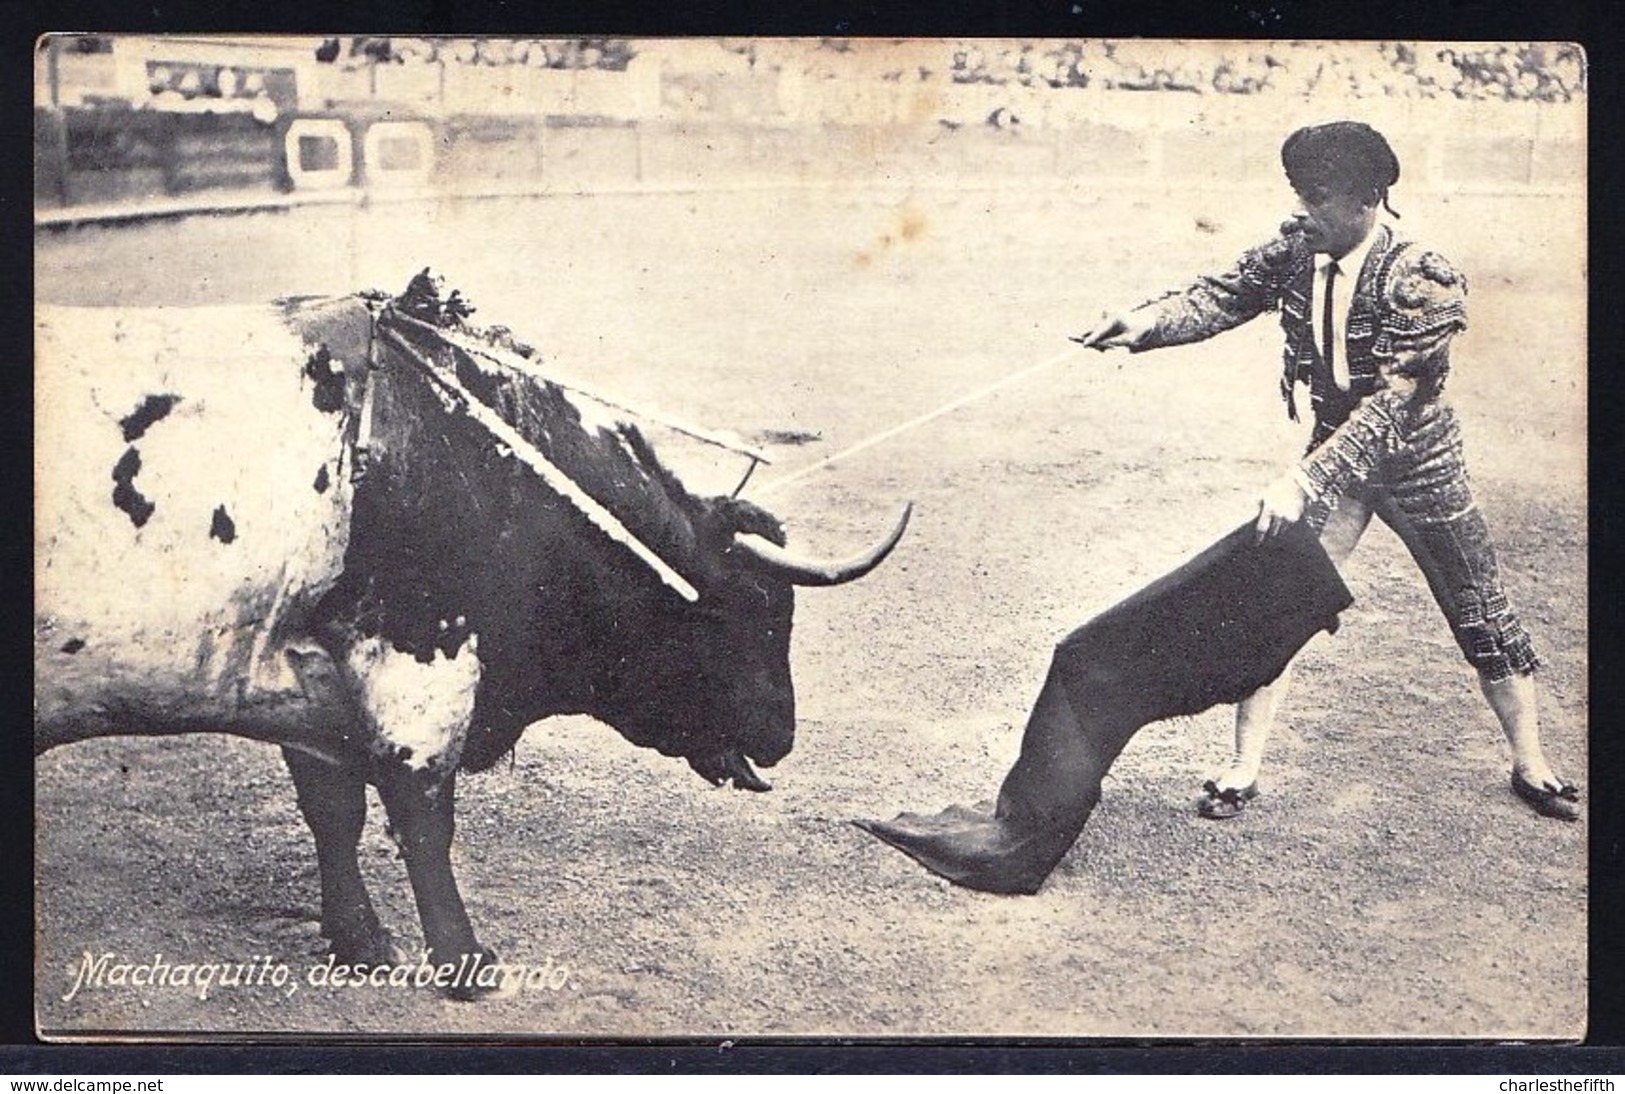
[{"left": 35, "top": 301, "right": 369, "bottom": 747}]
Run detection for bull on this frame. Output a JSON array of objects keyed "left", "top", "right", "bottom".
[{"left": 35, "top": 276, "right": 908, "bottom": 997}]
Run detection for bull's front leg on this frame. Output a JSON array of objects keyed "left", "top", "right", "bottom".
[
  {"left": 281, "top": 746, "right": 399, "bottom": 967},
  {"left": 373, "top": 761, "right": 498, "bottom": 1000},
  {"left": 344, "top": 633, "right": 496, "bottom": 1000},
  {"left": 282, "top": 644, "right": 399, "bottom": 966}
]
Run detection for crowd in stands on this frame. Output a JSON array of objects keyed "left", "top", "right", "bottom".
[
  {"left": 313, "top": 37, "right": 1585, "bottom": 104},
  {"left": 317, "top": 37, "right": 635, "bottom": 72},
  {"left": 945, "top": 40, "right": 1586, "bottom": 103}
]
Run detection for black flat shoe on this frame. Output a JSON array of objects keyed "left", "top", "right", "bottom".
[
  {"left": 1196, "top": 779, "right": 1258, "bottom": 820},
  {"left": 1511, "top": 770, "right": 1581, "bottom": 822}
]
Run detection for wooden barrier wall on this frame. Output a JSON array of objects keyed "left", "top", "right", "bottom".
[{"left": 34, "top": 62, "right": 1585, "bottom": 214}]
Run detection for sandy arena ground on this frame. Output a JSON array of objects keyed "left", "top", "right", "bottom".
[{"left": 34, "top": 177, "right": 1586, "bottom": 1039}]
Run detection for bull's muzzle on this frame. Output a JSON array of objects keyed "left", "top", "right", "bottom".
[{"left": 688, "top": 747, "right": 774, "bottom": 792}]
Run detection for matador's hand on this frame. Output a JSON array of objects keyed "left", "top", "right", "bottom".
[
  {"left": 1254, "top": 473, "right": 1308, "bottom": 544},
  {"left": 1071, "top": 309, "right": 1154, "bottom": 351}
]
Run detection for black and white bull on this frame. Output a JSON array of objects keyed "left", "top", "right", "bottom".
[{"left": 34, "top": 285, "right": 907, "bottom": 995}]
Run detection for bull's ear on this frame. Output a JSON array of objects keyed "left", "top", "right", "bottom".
[{"left": 715, "top": 497, "right": 787, "bottom": 547}]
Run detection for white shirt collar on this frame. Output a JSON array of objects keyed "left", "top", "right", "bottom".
[{"left": 1318, "top": 222, "right": 1381, "bottom": 278}]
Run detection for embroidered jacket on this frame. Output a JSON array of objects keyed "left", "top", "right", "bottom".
[{"left": 1126, "top": 225, "right": 1469, "bottom": 507}]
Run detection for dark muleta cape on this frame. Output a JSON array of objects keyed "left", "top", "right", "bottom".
[{"left": 857, "top": 521, "right": 1353, "bottom": 894}]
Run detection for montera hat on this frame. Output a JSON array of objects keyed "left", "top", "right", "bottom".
[{"left": 1281, "top": 121, "right": 1401, "bottom": 216}]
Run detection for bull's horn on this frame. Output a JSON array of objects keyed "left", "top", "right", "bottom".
[{"left": 732, "top": 503, "right": 912, "bottom": 587}]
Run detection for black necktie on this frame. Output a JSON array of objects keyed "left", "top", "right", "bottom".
[{"left": 1322, "top": 260, "right": 1340, "bottom": 382}]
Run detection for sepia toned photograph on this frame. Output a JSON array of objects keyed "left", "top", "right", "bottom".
[{"left": 34, "top": 35, "right": 1586, "bottom": 1040}]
